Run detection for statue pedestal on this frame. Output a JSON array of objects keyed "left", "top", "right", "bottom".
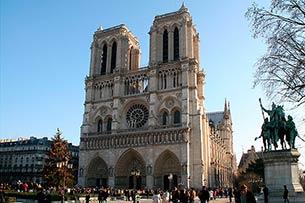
[{"left": 263, "top": 149, "right": 305, "bottom": 202}]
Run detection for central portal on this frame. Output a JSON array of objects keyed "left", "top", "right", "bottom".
[{"left": 129, "top": 175, "right": 142, "bottom": 189}]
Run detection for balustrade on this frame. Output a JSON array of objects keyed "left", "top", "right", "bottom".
[{"left": 81, "top": 128, "right": 189, "bottom": 150}]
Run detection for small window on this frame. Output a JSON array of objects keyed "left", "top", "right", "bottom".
[
  {"left": 107, "top": 118, "right": 112, "bottom": 131},
  {"left": 97, "top": 119, "right": 103, "bottom": 132},
  {"left": 162, "top": 112, "right": 169, "bottom": 125},
  {"left": 173, "top": 110, "right": 181, "bottom": 124}
]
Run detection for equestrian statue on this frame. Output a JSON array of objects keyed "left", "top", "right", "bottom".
[{"left": 255, "top": 98, "right": 305, "bottom": 151}]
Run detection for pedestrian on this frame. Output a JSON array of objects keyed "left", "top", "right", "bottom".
[
  {"left": 283, "top": 185, "right": 289, "bottom": 203},
  {"left": 240, "top": 185, "right": 256, "bottom": 203},
  {"left": 0, "top": 185, "right": 5, "bottom": 203},
  {"left": 37, "top": 188, "right": 45, "bottom": 203},
  {"left": 233, "top": 187, "right": 241, "bottom": 203},
  {"left": 85, "top": 189, "right": 90, "bottom": 203},
  {"left": 228, "top": 187, "right": 233, "bottom": 203},
  {"left": 198, "top": 186, "right": 210, "bottom": 203},
  {"left": 98, "top": 189, "right": 103, "bottom": 203},
  {"left": 152, "top": 190, "right": 161, "bottom": 203},
  {"left": 263, "top": 185, "right": 269, "bottom": 203},
  {"left": 189, "top": 188, "right": 196, "bottom": 203}
]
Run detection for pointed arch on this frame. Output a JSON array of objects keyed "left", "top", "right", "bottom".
[
  {"left": 163, "top": 29, "right": 169, "bottom": 62},
  {"left": 106, "top": 117, "right": 112, "bottom": 132},
  {"left": 86, "top": 156, "right": 108, "bottom": 187},
  {"left": 97, "top": 119, "right": 103, "bottom": 132},
  {"left": 173, "top": 27, "right": 179, "bottom": 61},
  {"left": 154, "top": 150, "right": 181, "bottom": 189},
  {"left": 101, "top": 44, "right": 108, "bottom": 75},
  {"left": 129, "top": 46, "right": 134, "bottom": 70},
  {"left": 160, "top": 109, "right": 169, "bottom": 126},
  {"left": 111, "top": 41, "right": 117, "bottom": 73},
  {"left": 115, "top": 148, "right": 146, "bottom": 189},
  {"left": 171, "top": 108, "right": 181, "bottom": 125}
]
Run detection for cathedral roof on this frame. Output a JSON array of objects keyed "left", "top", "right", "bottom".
[{"left": 207, "top": 111, "right": 224, "bottom": 126}]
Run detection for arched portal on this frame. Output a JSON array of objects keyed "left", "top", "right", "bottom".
[
  {"left": 154, "top": 150, "right": 181, "bottom": 190},
  {"left": 86, "top": 157, "right": 108, "bottom": 188},
  {"left": 115, "top": 149, "right": 146, "bottom": 189}
]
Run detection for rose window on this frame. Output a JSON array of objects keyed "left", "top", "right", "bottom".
[{"left": 126, "top": 104, "right": 149, "bottom": 128}]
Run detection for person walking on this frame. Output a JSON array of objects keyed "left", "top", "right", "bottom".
[
  {"left": 263, "top": 185, "right": 269, "bottom": 203},
  {"left": 228, "top": 187, "right": 233, "bottom": 203},
  {"left": 198, "top": 186, "right": 210, "bottom": 203},
  {"left": 233, "top": 187, "right": 241, "bottom": 203},
  {"left": 240, "top": 185, "right": 256, "bottom": 203},
  {"left": 152, "top": 190, "right": 161, "bottom": 203},
  {"left": 283, "top": 185, "right": 289, "bottom": 203}
]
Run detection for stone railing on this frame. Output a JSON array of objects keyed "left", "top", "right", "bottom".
[{"left": 80, "top": 127, "right": 190, "bottom": 150}]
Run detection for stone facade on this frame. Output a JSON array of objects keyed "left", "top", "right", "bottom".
[{"left": 78, "top": 4, "right": 234, "bottom": 190}]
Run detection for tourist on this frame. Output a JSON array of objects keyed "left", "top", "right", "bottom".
[
  {"left": 228, "top": 187, "right": 233, "bottom": 202},
  {"left": 263, "top": 185, "right": 269, "bottom": 203},
  {"left": 198, "top": 186, "right": 210, "bottom": 203},
  {"left": 283, "top": 185, "right": 289, "bottom": 203},
  {"left": 0, "top": 185, "right": 5, "bottom": 203},
  {"left": 233, "top": 187, "right": 241, "bottom": 203},
  {"left": 240, "top": 185, "right": 256, "bottom": 203},
  {"left": 152, "top": 190, "right": 161, "bottom": 203}
]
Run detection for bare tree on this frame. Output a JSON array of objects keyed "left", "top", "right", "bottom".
[{"left": 246, "top": 0, "right": 305, "bottom": 110}]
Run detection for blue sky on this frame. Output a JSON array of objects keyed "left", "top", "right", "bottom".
[{"left": 1, "top": 0, "right": 304, "bottom": 168}]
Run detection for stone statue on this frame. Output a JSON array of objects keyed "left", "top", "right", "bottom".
[
  {"left": 285, "top": 115, "right": 297, "bottom": 149},
  {"left": 255, "top": 118, "right": 271, "bottom": 151},
  {"left": 257, "top": 99, "right": 304, "bottom": 151}
]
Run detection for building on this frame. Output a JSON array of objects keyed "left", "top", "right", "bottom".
[
  {"left": 78, "top": 4, "right": 235, "bottom": 189},
  {"left": 0, "top": 136, "right": 79, "bottom": 185},
  {"left": 207, "top": 102, "right": 236, "bottom": 188}
]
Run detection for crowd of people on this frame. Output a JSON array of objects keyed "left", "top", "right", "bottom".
[{"left": 0, "top": 181, "right": 293, "bottom": 203}]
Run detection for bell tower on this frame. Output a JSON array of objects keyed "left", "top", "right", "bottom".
[
  {"left": 89, "top": 24, "right": 141, "bottom": 77},
  {"left": 149, "top": 3, "right": 200, "bottom": 65}
]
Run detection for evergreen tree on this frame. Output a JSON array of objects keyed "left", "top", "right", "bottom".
[{"left": 43, "top": 128, "right": 74, "bottom": 188}]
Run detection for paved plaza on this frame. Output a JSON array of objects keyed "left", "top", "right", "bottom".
[{"left": 88, "top": 198, "right": 231, "bottom": 203}]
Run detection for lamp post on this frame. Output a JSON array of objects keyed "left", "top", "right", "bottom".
[{"left": 57, "top": 159, "right": 73, "bottom": 203}]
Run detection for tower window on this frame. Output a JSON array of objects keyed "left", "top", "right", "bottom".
[
  {"left": 162, "top": 112, "right": 169, "bottom": 126},
  {"left": 163, "top": 29, "right": 168, "bottom": 62},
  {"left": 101, "top": 44, "right": 107, "bottom": 75},
  {"left": 111, "top": 42, "right": 117, "bottom": 73},
  {"left": 129, "top": 47, "right": 133, "bottom": 70},
  {"left": 107, "top": 118, "right": 112, "bottom": 132},
  {"left": 173, "top": 110, "right": 181, "bottom": 124},
  {"left": 97, "top": 119, "right": 103, "bottom": 132},
  {"left": 174, "top": 27, "right": 179, "bottom": 61}
]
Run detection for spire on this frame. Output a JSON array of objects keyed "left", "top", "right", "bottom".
[
  {"left": 179, "top": 2, "right": 189, "bottom": 13},
  {"left": 224, "top": 98, "right": 228, "bottom": 112}
]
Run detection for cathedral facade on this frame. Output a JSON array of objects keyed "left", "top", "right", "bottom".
[{"left": 78, "top": 5, "right": 234, "bottom": 190}]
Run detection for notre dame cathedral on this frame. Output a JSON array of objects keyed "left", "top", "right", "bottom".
[{"left": 78, "top": 4, "right": 235, "bottom": 190}]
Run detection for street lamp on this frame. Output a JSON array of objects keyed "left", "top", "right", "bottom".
[{"left": 57, "top": 158, "right": 73, "bottom": 203}]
